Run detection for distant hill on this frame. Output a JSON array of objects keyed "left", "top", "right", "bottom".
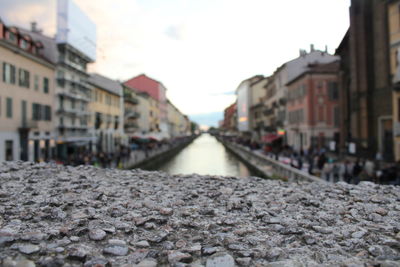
[{"left": 189, "top": 112, "right": 223, "bottom": 127}]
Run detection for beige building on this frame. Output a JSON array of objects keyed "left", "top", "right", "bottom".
[
  {"left": 0, "top": 20, "right": 56, "bottom": 162},
  {"left": 136, "top": 92, "right": 150, "bottom": 135},
  {"left": 149, "top": 96, "right": 160, "bottom": 133},
  {"left": 249, "top": 77, "right": 269, "bottom": 141},
  {"left": 88, "top": 74, "right": 124, "bottom": 153},
  {"left": 167, "top": 100, "right": 187, "bottom": 138},
  {"left": 123, "top": 84, "right": 140, "bottom": 137}
]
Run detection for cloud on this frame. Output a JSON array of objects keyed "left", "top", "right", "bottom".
[{"left": 0, "top": 0, "right": 350, "bottom": 117}]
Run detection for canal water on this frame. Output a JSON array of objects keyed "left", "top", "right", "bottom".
[{"left": 153, "top": 133, "right": 255, "bottom": 177}]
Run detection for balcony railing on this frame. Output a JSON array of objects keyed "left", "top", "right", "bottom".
[
  {"left": 124, "top": 94, "right": 139, "bottom": 104},
  {"left": 19, "top": 120, "right": 38, "bottom": 130},
  {"left": 124, "top": 122, "right": 139, "bottom": 129},
  {"left": 125, "top": 110, "right": 140, "bottom": 119},
  {"left": 57, "top": 90, "right": 91, "bottom": 102},
  {"left": 59, "top": 124, "right": 90, "bottom": 130},
  {"left": 57, "top": 107, "right": 92, "bottom": 116}
]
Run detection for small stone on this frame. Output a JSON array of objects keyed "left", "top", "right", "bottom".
[
  {"left": 14, "top": 259, "right": 36, "bottom": 267},
  {"left": 375, "top": 207, "right": 388, "bottom": 216},
  {"left": 84, "top": 258, "right": 111, "bottom": 267},
  {"left": 70, "top": 236, "right": 80, "bottom": 242},
  {"left": 168, "top": 251, "right": 193, "bottom": 264},
  {"left": 206, "top": 252, "right": 235, "bottom": 267},
  {"left": 89, "top": 229, "right": 106, "bottom": 241},
  {"left": 202, "top": 247, "right": 218, "bottom": 256},
  {"left": 236, "top": 257, "right": 251, "bottom": 266},
  {"left": 134, "top": 258, "right": 158, "bottom": 267},
  {"left": 68, "top": 246, "right": 89, "bottom": 261},
  {"left": 19, "top": 244, "right": 40, "bottom": 254},
  {"left": 159, "top": 208, "right": 173, "bottom": 215},
  {"left": 175, "top": 239, "right": 187, "bottom": 249},
  {"left": 108, "top": 239, "right": 127, "bottom": 246},
  {"left": 55, "top": 247, "right": 65, "bottom": 253},
  {"left": 103, "top": 244, "right": 129, "bottom": 256},
  {"left": 352, "top": 230, "right": 367, "bottom": 239},
  {"left": 136, "top": 240, "right": 150, "bottom": 248}
]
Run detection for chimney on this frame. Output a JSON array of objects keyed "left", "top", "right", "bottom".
[
  {"left": 310, "top": 44, "right": 315, "bottom": 52},
  {"left": 31, "top": 22, "right": 42, "bottom": 33}
]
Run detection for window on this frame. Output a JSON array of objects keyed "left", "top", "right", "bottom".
[
  {"left": 318, "top": 106, "right": 324, "bottom": 122},
  {"left": 3, "top": 63, "right": 16, "bottom": 84},
  {"left": 328, "top": 82, "right": 339, "bottom": 100},
  {"left": 34, "top": 75, "right": 39, "bottom": 91},
  {"left": 114, "top": 115, "right": 119, "bottom": 129},
  {"left": 32, "top": 103, "right": 42, "bottom": 121},
  {"left": 19, "top": 69, "right": 30, "bottom": 88},
  {"left": 6, "top": 98, "right": 12, "bottom": 118},
  {"left": 20, "top": 39, "right": 29, "bottom": 50},
  {"left": 334, "top": 106, "right": 340, "bottom": 127},
  {"left": 44, "top": 105, "right": 51, "bottom": 121},
  {"left": 8, "top": 32, "right": 17, "bottom": 43},
  {"left": 43, "top": 77, "right": 49, "bottom": 93},
  {"left": 5, "top": 140, "right": 13, "bottom": 161}
]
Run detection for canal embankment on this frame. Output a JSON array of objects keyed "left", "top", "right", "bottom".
[
  {"left": 1, "top": 161, "right": 399, "bottom": 266},
  {"left": 124, "top": 135, "right": 199, "bottom": 170},
  {"left": 217, "top": 137, "right": 323, "bottom": 183}
]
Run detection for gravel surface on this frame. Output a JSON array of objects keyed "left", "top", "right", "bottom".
[{"left": 0, "top": 161, "right": 400, "bottom": 266}]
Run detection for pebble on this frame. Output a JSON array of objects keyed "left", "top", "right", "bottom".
[
  {"left": 103, "top": 244, "right": 129, "bottom": 256},
  {"left": 89, "top": 229, "right": 106, "bottom": 241},
  {"left": 136, "top": 240, "right": 150, "bottom": 248},
  {"left": 0, "top": 162, "right": 399, "bottom": 266},
  {"left": 18, "top": 244, "right": 40, "bottom": 254},
  {"left": 206, "top": 252, "right": 235, "bottom": 267},
  {"left": 168, "top": 251, "right": 193, "bottom": 264}
]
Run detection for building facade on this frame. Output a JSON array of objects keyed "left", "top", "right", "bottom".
[
  {"left": 122, "top": 84, "right": 140, "bottom": 137},
  {"left": 337, "top": 0, "right": 393, "bottom": 160},
  {"left": 236, "top": 75, "right": 264, "bottom": 134},
  {"left": 0, "top": 20, "right": 56, "bottom": 162},
  {"left": 249, "top": 77, "right": 269, "bottom": 141},
  {"left": 124, "top": 74, "right": 168, "bottom": 137},
  {"left": 55, "top": 0, "right": 97, "bottom": 160},
  {"left": 136, "top": 92, "right": 151, "bottom": 135},
  {"left": 286, "top": 62, "right": 340, "bottom": 151},
  {"left": 388, "top": 0, "right": 400, "bottom": 161},
  {"left": 88, "top": 74, "right": 124, "bottom": 153}
]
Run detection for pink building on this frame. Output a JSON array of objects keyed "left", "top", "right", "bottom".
[
  {"left": 286, "top": 61, "right": 340, "bottom": 151},
  {"left": 124, "top": 74, "right": 168, "bottom": 133}
]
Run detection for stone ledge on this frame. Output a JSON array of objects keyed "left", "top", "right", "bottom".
[{"left": 0, "top": 162, "right": 399, "bottom": 266}]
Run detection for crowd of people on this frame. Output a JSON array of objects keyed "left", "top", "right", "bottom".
[
  {"left": 220, "top": 135, "right": 400, "bottom": 185},
  {"left": 56, "top": 136, "right": 195, "bottom": 168}
]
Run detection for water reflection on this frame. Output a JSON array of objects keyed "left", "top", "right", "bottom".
[{"left": 155, "top": 133, "right": 253, "bottom": 177}]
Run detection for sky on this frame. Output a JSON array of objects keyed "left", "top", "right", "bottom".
[{"left": 0, "top": 0, "right": 351, "bottom": 126}]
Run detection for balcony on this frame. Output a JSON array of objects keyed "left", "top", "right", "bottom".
[
  {"left": 57, "top": 107, "right": 92, "bottom": 117},
  {"left": 125, "top": 109, "right": 140, "bottom": 119},
  {"left": 58, "top": 90, "right": 91, "bottom": 102},
  {"left": 57, "top": 78, "right": 92, "bottom": 92},
  {"left": 124, "top": 122, "right": 139, "bottom": 129},
  {"left": 59, "top": 124, "right": 90, "bottom": 130},
  {"left": 124, "top": 94, "right": 139, "bottom": 104},
  {"left": 19, "top": 120, "right": 38, "bottom": 131}
]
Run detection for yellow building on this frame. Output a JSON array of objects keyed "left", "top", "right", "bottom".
[
  {"left": 123, "top": 84, "right": 140, "bottom": 136},
  {"left": 388, "top": 0, "right": 400, "bottom": 161},
  {"left": 149, "top": 96, "right": 160, "bottom": 133},
  {"left": 88, "top": 74, "right": 123, "bottom": 153},
  {"left": 0, "top": 20, "right": 56, "bottom": 162}
]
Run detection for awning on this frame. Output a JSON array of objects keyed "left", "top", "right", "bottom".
[{"left": 262, "top": 134, "right": 281, "bottom": 143}]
